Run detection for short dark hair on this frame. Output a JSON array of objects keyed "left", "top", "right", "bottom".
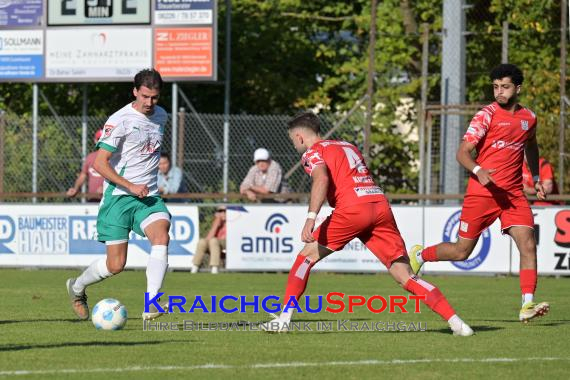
[
  {"left": 490, "top": 64, "right": 524, "bottom": 86},
  {"left": 287, "top": 112, "right": 321, "bottom": 134},
  {"left": 160, "top": 152, "right": 170, "bottom": 161},
  {"left": 134, "top": 68, "right": 163, "bottom": 90}
]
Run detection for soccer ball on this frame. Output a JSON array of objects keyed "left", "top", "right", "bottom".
[{"left": 91, "top": 298, "right": 128, "bottom": 330}]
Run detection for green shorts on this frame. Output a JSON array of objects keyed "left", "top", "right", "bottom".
[{"left": 96, "top": 195, "right": 170, "bottom": 242}]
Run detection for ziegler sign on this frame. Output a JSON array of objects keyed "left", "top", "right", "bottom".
[{"left": 554, "top": 210, "right": 570, "bottom": 270}]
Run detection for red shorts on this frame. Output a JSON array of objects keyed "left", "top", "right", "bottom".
[
  {"left": 458, "top": 194, "right": 534, "bottom": 239},
  {"left": 312, "top": 199, "right": 407, "bottom": 268}
]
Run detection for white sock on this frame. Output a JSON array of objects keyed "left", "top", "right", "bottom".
[
  {"left": 447, "top": 314, "right": 462, "bottom": 329},
  {"left": 280, "top": 308, "right": 294, "bottom": 322},
  {"left": 73, "top": 258, "right": 113, "bottom": 294},
  {"left": 416, "top": 249, "right": 425, "bottom": 265},
  {"left": 522, "top": 293, "right": 534, "bottom": 306},
  {"left": 146, "top": 245, "right": 168, "bottom": 300}
]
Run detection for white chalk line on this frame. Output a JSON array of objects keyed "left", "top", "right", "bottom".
[{"left": 0, "top": 357, "right": 568, "bottom": 376}]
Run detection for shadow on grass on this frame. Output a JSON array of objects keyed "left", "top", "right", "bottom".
[
  {"left": 0, "top": 340, "right": 191, "bottom": 353},
  {"left": 478, "top": 319, "right": 570, "bottom": 326},
  {"left": 0, "top": 318, "right": 83, "bottom": 325},
  {"left": 0, "top": 316, "right": 167, "bottom": 325},
  {"left": 431, "top": 325, "right": 503, "bottom": 335}
]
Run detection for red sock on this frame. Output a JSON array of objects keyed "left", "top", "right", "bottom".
[
  {"left": 520, "top": 269, "right": 537, "bottom": 295},
  {"left": 283, "top": 254, "right": 316, "bottom": 308},
  {"left": 404, "top": 276, "right": 455, "bottom": 320},
  {"left": 421, "top": 245, "right": 438, "bottom": 262}
]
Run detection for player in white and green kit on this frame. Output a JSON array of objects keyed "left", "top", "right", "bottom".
[{"left": 66, "top": 69, "right": 171, "bottom": 321}]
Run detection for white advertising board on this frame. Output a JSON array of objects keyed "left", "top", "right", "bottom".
[
  {"left": 421, "top": 207, "right": 512, "bottom": 274},
  {"left": 225, "top": 205, "right": 423, "bottom": 273},
  {"left": 510, "top": 207, "right": 570, "bottom": 275},
  {"left": 0, "top": 204, "right": 199, "bottom": 269},
  {"left": 155, "top": 0, "right": 214, "bottom": 25},
  {"left": 45, "top": 28, "right": 151, "bottom": 79},
  {"left": 0, "top": 29, "right": 43, "bottom": 79}
]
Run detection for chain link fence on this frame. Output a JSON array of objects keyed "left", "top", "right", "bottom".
[
  {"left": 0, "top": 108, "right": 369, "bottom": 202},
  {"left": 1, "top": 3, "right": 567, "bottom": 201},
  {"left": 422, "top": 1, "right": 568, "bottom": 197}
]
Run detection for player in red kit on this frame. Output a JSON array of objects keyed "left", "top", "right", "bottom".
[
  {"left": 260, "top": 112, "right": 473, "bottom": 336},
  {"left": 522, "top": 156, "right": 561, "bottom": 206},
  {"left": 409, "top": 64, "right": 550, "bottom": 322}
]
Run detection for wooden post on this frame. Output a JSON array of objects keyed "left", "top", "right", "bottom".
[{"left": 501, "top": 21, "right": 509, "bottom": 64}]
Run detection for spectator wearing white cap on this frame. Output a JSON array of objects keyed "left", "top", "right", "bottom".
[{"left": 240, "top": 148, "right": 283, "bottom": 202}]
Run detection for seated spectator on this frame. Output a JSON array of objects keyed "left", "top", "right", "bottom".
[
  {"left": 240, "top": 148, "right": 283, "bottom": 202},
  {"left": 158, "top": 152, "right": 184, "bottom": 201},
  {"left": 66, "top": 129, "right": 104, "bottom": 202},
  {"left": 191, "top": 207, "right": 226, "bottom": 274},
  {"left": 522, "top": 156, "right": 562, "bottom": 206}
]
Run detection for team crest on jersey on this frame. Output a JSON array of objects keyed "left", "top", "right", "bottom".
[
  {"left": 103, "top": 124, "right": 115, "bottom": 137},
  {"left": 520, "top": 120, "right": 529, "bottom": 131}
]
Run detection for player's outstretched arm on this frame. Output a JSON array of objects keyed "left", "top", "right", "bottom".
[
  {"left": 66, "top": 172, "right": 87, "bottom": 197},
  {"left": 456, "top": 140, "right": 496, "bottom": 186},
  {"left": 93, "top": 149, "right": 149, "bottom": 198}
]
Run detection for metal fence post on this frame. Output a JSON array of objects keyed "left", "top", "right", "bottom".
[
  {"left": 364, "top": 0, "right": 378, "bottom": 162},
  {"left": 419, "top": 23, "right": 429, "bottom": 200},
  {"left": 171, "top": 82, "right": 178, "bottom": 166},
  {"left": 177, "top": 107, "right": 186, "bottom": 169},
  {"left": 32, "top": 83, "right": 38, "bottom": 203},
  {"left": 81, "top": 84, "right": 88, "bottom": 203},
  {"left": 223, "top": 0, "right": 232, "bottom": 195},
  {"left": 560, "top": 0, "right": 567, "bottom": 193}
]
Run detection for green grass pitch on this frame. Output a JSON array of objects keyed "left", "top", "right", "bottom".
[{"left": 0, "top": 269, "right": 568, "bottom": 379}]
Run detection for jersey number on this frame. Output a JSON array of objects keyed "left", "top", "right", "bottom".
[{"left": 343, "top": 147, "right": 363, "bottom": 169}]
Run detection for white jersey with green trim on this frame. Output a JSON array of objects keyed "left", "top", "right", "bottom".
[{"left": 97, "top": 103, "right": 168, "bottom": 197}]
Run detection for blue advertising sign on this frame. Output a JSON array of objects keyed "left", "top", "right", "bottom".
[
  {"left": 0, "top": 30, "right": 43, "bottom": 79},
  {"left": 0, "top": 0, "right": 42, "bottom": 27}
]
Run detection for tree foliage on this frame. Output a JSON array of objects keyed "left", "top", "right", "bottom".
[
  {"left": 467, "top": 0, "right": 566, "bottom": 190},
  {"left": 0, "top": 1, "right": 567, "bottom": 193}
]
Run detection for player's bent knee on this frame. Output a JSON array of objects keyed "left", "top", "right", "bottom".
[
  {"left": 299, "top": 242, "right": 321, "bottom": 261},
  {"left": 107, "top": 260, "right": 126, "bottom": 274},
  {"left": 388, "top": 258, "right": 413, "bottom": 286},
  {"left": 519, "top": 240, "right": 536, "bottom": 256},
  {"left": 455, "top": 248, "right": 472, "bottom": 261},
  {"left": 150, "top": 234, "right": 170, "bottom": 246}
]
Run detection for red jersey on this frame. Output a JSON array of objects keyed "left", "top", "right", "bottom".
[
  {"left": 522, "top": 158, "right": 561, "bottom": 206},
  {"left": 215, "top": 222, "right": 227, "bottom": 240},
  {"left": 302, "top": 140, "right": 384, "bottom": 208},
  {"left": 463, "top": 102, "right": 537, "bottom": 197}
]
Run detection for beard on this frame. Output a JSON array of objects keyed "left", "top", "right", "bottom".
[{"left": 495, "top": 94, "right": 517, "bottom": 108}]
